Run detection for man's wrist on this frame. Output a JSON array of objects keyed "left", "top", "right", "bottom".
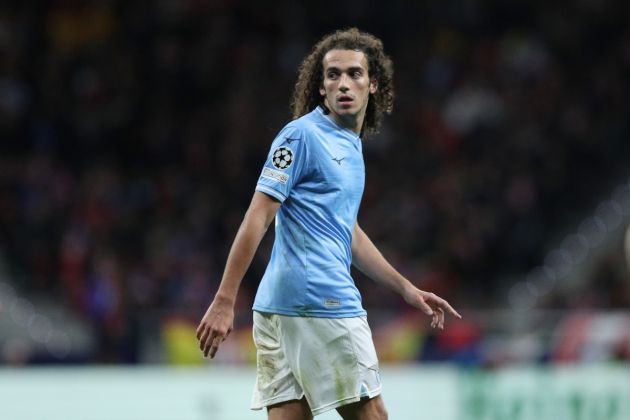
[
  {"left": 401, "top": 281, "right": 418, "bottom": 298},
  {"left": 214, "top": 291, "right": 236, "bottom": 307}
]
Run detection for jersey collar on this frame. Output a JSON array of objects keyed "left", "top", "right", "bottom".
[{"left": 316, "top": 106, "right": 362, "bottom": 141}]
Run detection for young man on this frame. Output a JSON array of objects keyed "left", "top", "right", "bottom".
[{"left": 197, "top": 28, "right": 461, "bottom": 419}]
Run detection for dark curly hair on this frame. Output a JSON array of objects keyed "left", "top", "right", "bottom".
[{"left": 290, "top": 28, "right": 394, "bottom": 137}]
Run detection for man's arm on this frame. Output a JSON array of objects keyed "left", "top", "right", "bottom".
[
  {"left": 196, "top": 191, "right": 281, "bottom": 358},
  {"left": 351, "top": 223, "right": 461, "bottom": 329}
]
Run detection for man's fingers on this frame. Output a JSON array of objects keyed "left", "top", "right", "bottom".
[
  {"left": 201, "top": 327, "right": 232, "bottom": 358},
  {"left": 203, "top": 333, "right": 218, "bottom": 358},
  {"left": 421, "top": 292, "right": 462, "bottom": 329},
  {"left": 196, "top": 320, "right": 210, "bottom": 339},
  {"left": 418, "top": 298, "right": 434, "bottom": 316},
  {"left": 209, "top": 335, "right": 223, "bottom": 359},
  {"left": 441, "top": 301, "right": 462, "bottom": 319},
  {"left": 198, "top": 328, "right": 210, "bottom": 350},
  {"left": 202, "top": 330, "right": 214, "bottom": 356},
  {"left": 428, "top": 294, "right": 462, "bottom": 320},
  {"left": 223, "top": 327, "right": 232, "bottom": 341},
  {"left": 437, "top": 307, "right": 445, "bottom": 329}
]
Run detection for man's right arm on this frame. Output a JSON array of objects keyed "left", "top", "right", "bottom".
[{"left": 196, "top": 191, "right": 280, "bottom": 358}]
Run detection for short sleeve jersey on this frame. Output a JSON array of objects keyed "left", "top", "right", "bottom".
[{"left": 253, "top": 106, "right": 366, "bottom": 318}]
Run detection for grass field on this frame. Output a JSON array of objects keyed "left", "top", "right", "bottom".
[{"left": 1, "top": 364, "right": 629, "bottom": 420}]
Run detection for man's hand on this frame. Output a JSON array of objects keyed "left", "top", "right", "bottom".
[
  {"left": 196, "top": 296, "right": 235, "bottom": 358},
  {"left": 402, "top": 287, "right": 461, "bottom": 329}
]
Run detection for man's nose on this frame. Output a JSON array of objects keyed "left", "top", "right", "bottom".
[{"left": 339, "top": 74, "right": 350, "bottom": 91}]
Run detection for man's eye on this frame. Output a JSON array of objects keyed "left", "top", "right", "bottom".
[{"left": 327, "top": 72, "right": 339, "bottom": 79}]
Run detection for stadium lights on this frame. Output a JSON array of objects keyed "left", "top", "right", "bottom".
[
  {"left": 509, "top": 179, "right": 630, "bottom": 310},
  {"left": 0, "top": 280, "right": 72, "bottom": 360}
]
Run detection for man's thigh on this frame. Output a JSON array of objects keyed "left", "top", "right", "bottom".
[
  {"left": 278, "top": 315, "right": 382, "bottom": 415},
  {"left": 336, "top": 395, "right": 388, "bottom": 420},
  {"left": 252, "top": 312, "right": 382, "bottom": 416},
  {"left": 268, "top": 397, "right": 312, "bottom": 420}
]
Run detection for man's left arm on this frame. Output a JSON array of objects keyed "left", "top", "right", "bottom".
[{"left": 351, "top": 223, "right": 461, "bottom": 329}]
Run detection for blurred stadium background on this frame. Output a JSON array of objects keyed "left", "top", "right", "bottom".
[{"left": 1, "top": 1, "right": 630, "bottom": 419}]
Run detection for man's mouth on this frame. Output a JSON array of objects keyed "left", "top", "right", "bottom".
[{"left": 337, "top": 95, "right": 354, "bottom": 105}]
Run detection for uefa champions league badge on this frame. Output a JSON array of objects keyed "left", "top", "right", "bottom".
[{"left": 272, "top": 146, "right": 294, "bottom": 170}]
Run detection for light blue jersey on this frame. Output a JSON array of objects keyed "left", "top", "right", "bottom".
[{"left": 253, "top": 106, "right": 367, "bottom": 318}]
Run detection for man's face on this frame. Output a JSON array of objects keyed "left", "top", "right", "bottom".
[{"left": 319, "top": 49, "right": 377, "bottom": 132}]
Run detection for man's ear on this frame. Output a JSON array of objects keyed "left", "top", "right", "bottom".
[
  {"left": 369, "top": 79, "right": 378, "bottom": 94},
  {"left": 319, "top": 85, "right": 326, "bottom": 96}
]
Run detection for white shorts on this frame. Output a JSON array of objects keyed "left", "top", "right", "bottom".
[{"left": 250, "top": 311, "right": 382, "bottom": 416}]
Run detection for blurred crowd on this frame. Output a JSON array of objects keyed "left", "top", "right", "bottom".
[{"left": 1, "top": 0, "right": 629, "bottom": 363}]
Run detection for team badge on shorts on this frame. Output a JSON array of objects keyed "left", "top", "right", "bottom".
[{"left": 272, "top": 146, "right": 294, "bottom": 170}]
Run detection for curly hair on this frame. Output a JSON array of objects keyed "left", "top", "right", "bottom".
[{"left": 290, "top": 28, "right": 394, "bottom": 137}]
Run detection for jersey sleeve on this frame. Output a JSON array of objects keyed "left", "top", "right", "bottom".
[{"left": 255, "top": 124, "right": 308, "bottom": 203}]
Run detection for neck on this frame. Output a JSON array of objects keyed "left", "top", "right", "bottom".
[
  {"left": 335, "top": 114, "right": 362, "bottom": 134},
  {"left": 322, "top": 105, "right": 364, "bottom": 134}
]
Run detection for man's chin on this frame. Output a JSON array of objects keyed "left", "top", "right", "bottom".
[{"left": 334, "top": 106, "right": 357, "bottom": 116}]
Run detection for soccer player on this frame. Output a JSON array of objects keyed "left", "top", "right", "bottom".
[{"left": 196, "top": 28, "right": 461, "bottom": 420}]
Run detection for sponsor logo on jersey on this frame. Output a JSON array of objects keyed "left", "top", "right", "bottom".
[
  {"left": 324, "top": 298, "right": 341, "bottom": 307},
  {"left": 262, "top": 167, "right": 289, "bottom": 184},
  {"left": 272, "top": 146, "right": 294, "bottom": 170}
]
